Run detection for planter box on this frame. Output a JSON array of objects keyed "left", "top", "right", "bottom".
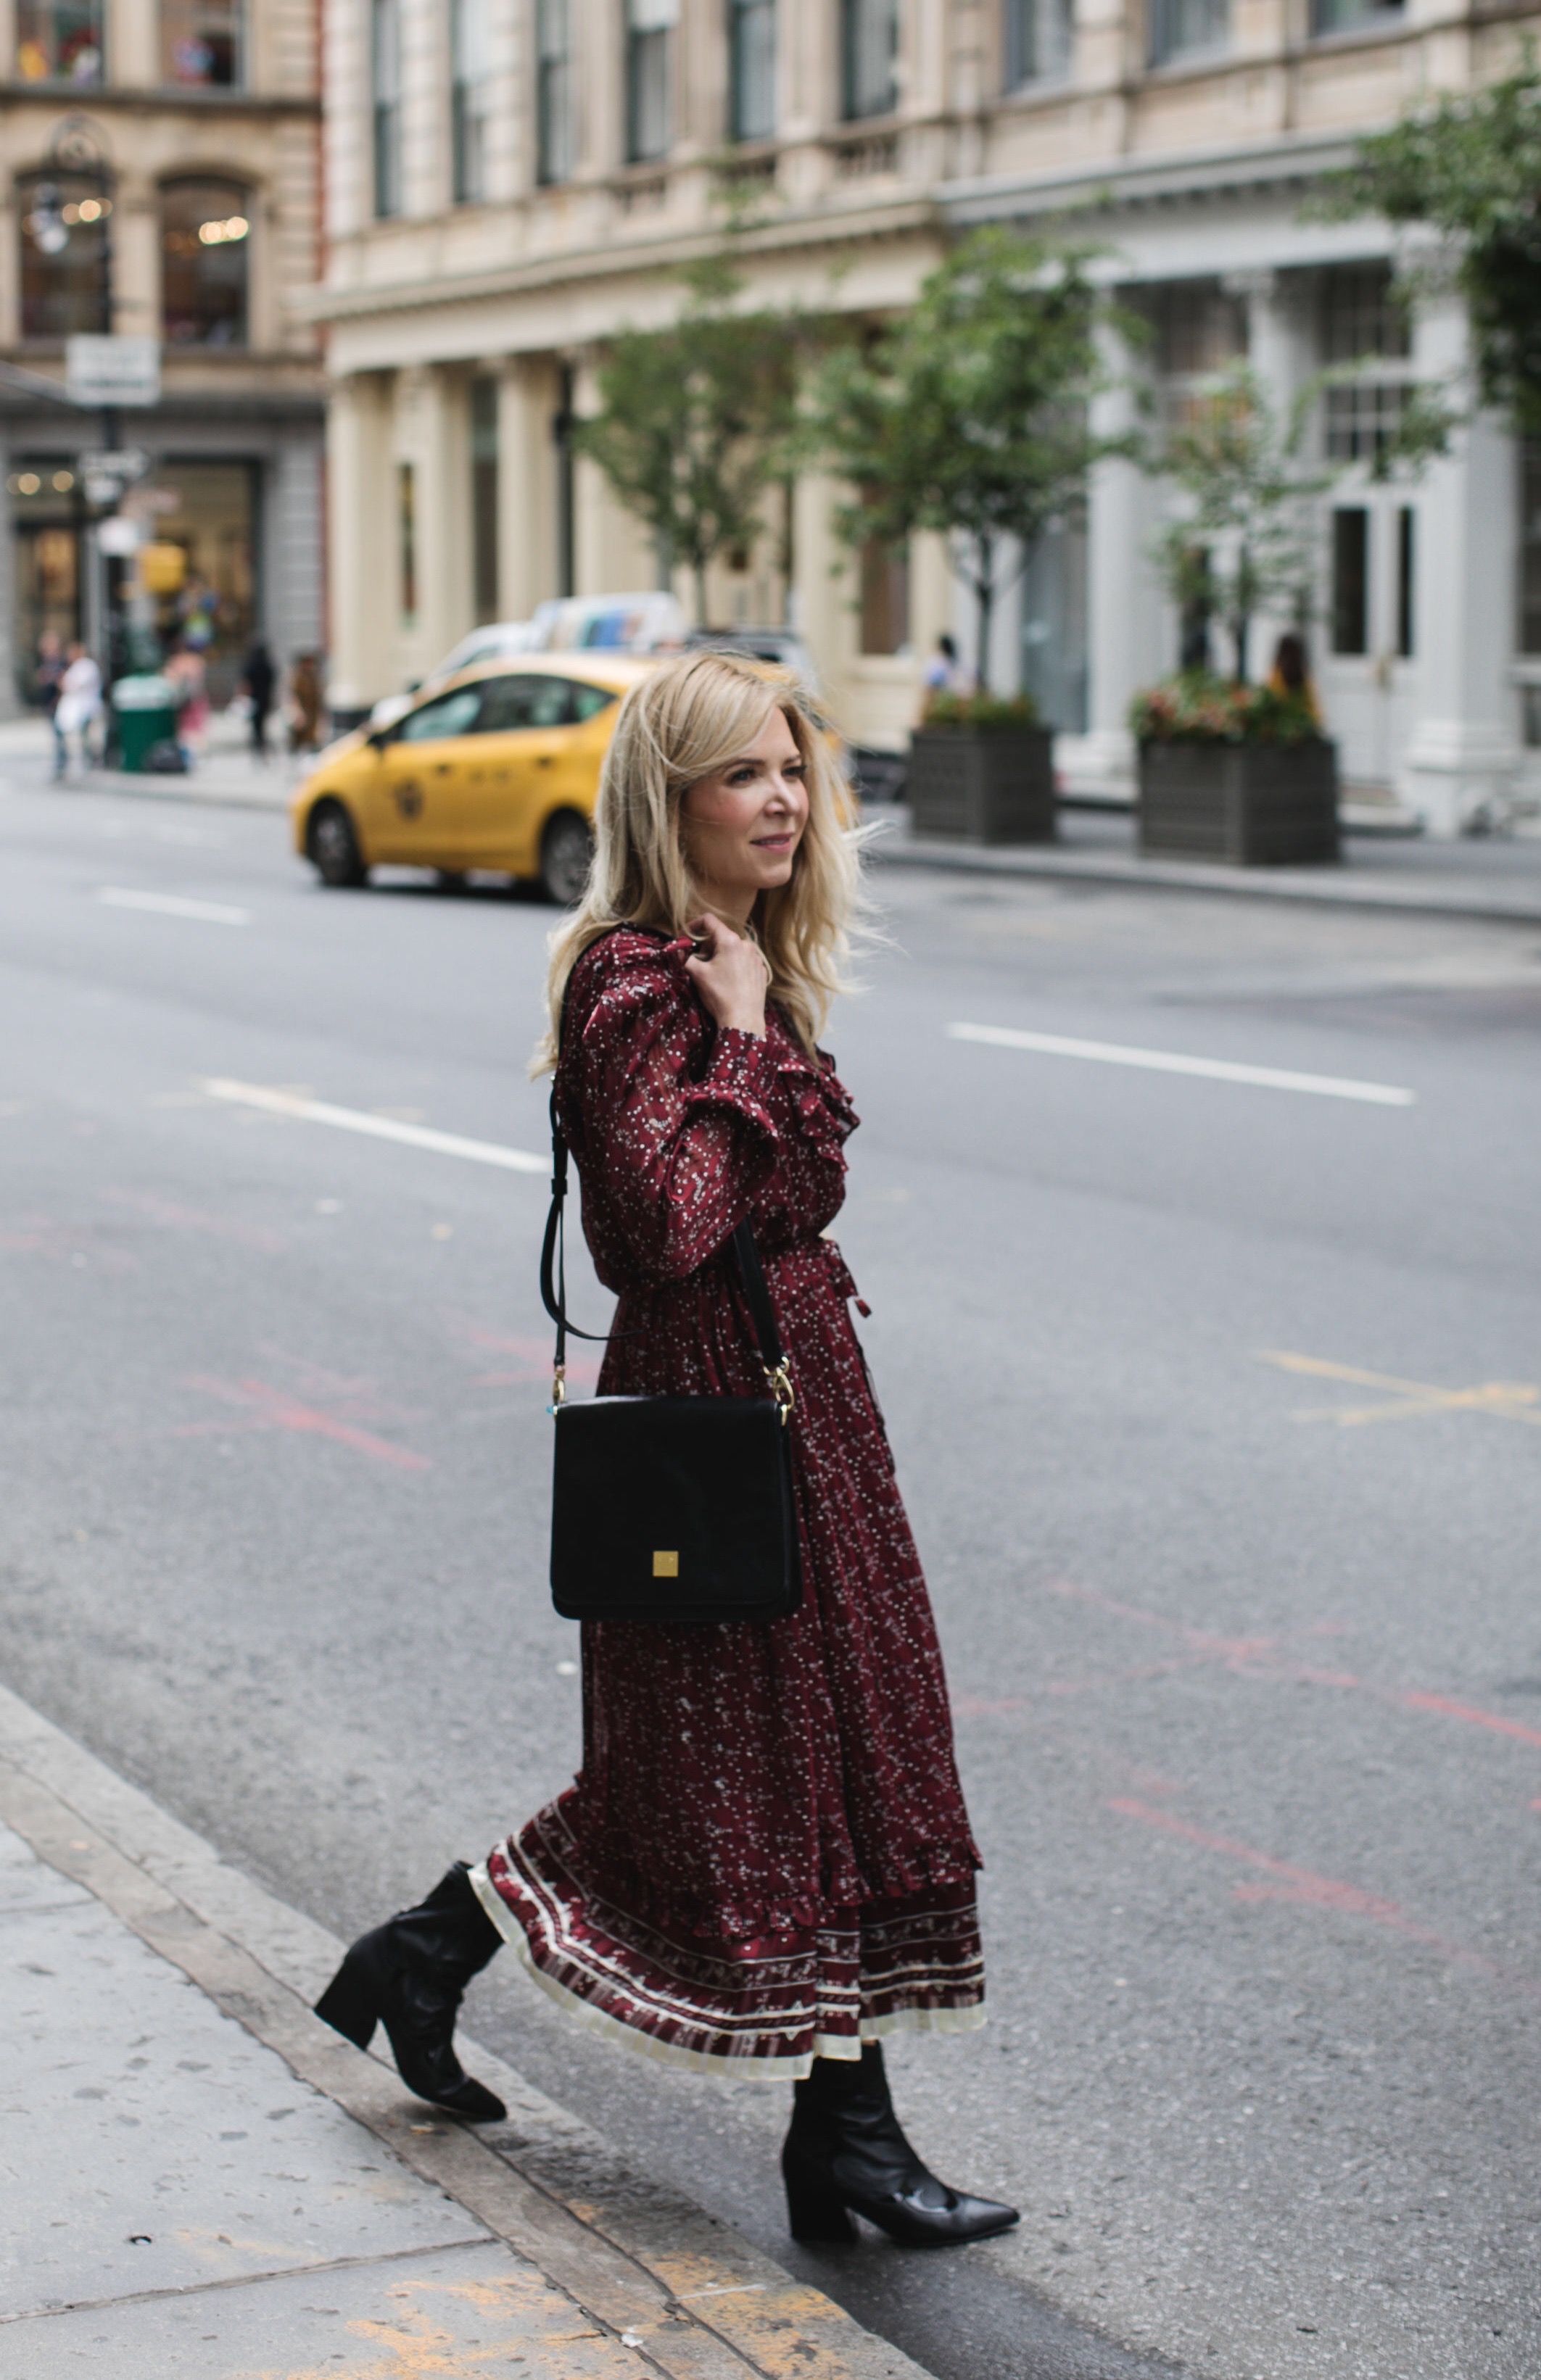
[
  {"left": 1138, "top": 738, "right": 1339, "bottom": 866},
  {"left": 907, "top": 725, "right": 1055, "bottom": 845}
]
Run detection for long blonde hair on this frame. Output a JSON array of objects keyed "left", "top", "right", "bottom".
[{"left": 536, "top": 649, "right": 865, "bottom": 1070}]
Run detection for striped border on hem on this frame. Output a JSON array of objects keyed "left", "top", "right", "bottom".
[{"left": 468, "top": 1858, "right": 987, "bottom": 2083}]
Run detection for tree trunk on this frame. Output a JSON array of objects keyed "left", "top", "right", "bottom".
[
  {"left": 974, "top": 534, "right": 995, "bottom": 692},
  {"left": 1234, "top": 612, "right": 1250, "bottom": 684},
  {"left": 693, "top": 560, "right": 710, "bottom": 628}
]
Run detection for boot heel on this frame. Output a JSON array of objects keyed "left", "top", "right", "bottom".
[
  {"left": 315, "top": 1951, "right": 379, "bottom": 2052},
  {"left": 782, "top": 2144, "right": 857, "bottom": 2244}
]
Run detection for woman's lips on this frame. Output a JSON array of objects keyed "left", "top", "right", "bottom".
[{"left": 752, "top": 833, "right": 796, "bottom": 849}]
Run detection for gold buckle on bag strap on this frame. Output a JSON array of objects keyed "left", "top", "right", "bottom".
[{"left": 765, "top": 1359, "right": 795, "bottom": 1425}]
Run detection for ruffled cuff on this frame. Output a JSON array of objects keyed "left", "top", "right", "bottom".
[
  {"left": 775, "top": 1046, "right": 859, "bottom": 1164},
  {"left": 681, "top": 1022, "right": 780, "bottom": 1148}
]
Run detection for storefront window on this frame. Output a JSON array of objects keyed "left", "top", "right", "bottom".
[
  {"left": 18, "top": 172, "right": 111, "bottom": 339},
  {"left": 16, "top": 0, "right": 102, "bottom": 82},
  {"left": 471, "top": 379, "right": 499, "bottom": 623},
  {"left": 162, "top": 180, "right": 249, "bottom": 346},
  {"left": 134, "top": 462, "right": 258, "bottom": 704},
  {"left": 162, "top": 0, "right": 241, "bottom": 86},
  {"left": 9, "top": 460, "right": 82, "bottom": 707}
]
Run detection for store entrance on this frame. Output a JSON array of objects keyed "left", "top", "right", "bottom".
[{"left": 134, "top": 460, "right": 258, "bottom": 706}]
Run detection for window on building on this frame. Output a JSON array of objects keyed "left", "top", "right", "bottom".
[
  {"left": 1321, "top": 262, "right": 1409, "bottom": 363},
  {"left": 451, "top": 0, "right": 492, "bottom": 203},
  {"left": 859, "top": 529, "right": 909, "bottom": 655},
  {"left": 1152, "top": 279, "right": 1247, "bottom": 423},
  {"left": 18, "top": 172, "right": 111, "bottom": 339},
  {"left": 1004, "top": 0, "right": 1072, "bottom": 85},
  {"left": 1324, "top": 382, "right": 1406, "bottom": 464},
  {"left": 1148, "top": 0, "right": 1228, "bottom": 65},
  {"left": 162, "top": 0, "right": 240, "bottom": 86},
  {"left": 627, "top": 0, "right": 676, "bottom": 163},
  {"left": 471, "top": 378, "right": 499, "bottom": 624},
  {"left": 843, "top": 0, "right": 897, "bottom": 119},
  {"left": 537, "top": 0, "right": 574, "bottom": 182},
  {"left": 398, "top": 461, "right": 417, "bottom": 625},
  {"left": 1395, "top": 504, "right": 1415, "bottom": 660},
  {"left": 161, "top": 181, "right": 249, "bottom": 346},
  {"left": 373, "top": 0, "right": 403, "bottom": 219},
  {"left": 729, "top": 0, "right": 776, "bottom": 139},
  {"left": 1331, "top": 507, "right": 1368, "bottom": 656},
  {"left": 15, "top": 0, "right": 102, "bottom": 82},
  {"left": 1311, "top": 0, "right": 1401, "bottom": 35}
]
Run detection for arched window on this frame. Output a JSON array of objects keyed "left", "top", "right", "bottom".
[
  {"left": 162, "top": 0, "right": 241, "bottom": 86},
  {"left": 18, "top": 170, "right": 111, "bottom": 339},
  {"left": 161, "top": 180, "right": 249, "bottom": 346}
]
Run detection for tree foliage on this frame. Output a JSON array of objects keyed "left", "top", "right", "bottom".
[
  {"left": 1323, "top": 57, "right": 1541, "bottom": 435},
  {"left": 573, "top": 254, "right": 800, "bottom": 622},
  {"left": 1149, "top": 363, "right": 1330, "bottom": 682},
  {"left": 811, "top": 228, "right": 1123, "bottom": 685}
]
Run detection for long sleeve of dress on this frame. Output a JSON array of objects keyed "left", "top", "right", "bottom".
[{"left": 565, "top": 953, "right": 782, "bottom": 1285}]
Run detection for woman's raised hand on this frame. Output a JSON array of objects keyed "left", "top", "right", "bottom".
[{"left": 685, "top": 913, "right": 769, "bottom": 1039}]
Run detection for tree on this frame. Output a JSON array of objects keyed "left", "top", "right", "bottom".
[
  {"left": 1322, "top": 58, "right": 1541, "bottom": 436},
  {"left": 811, "top": 228, "right": 1123, "bottom": 684},
  {"left": 573, "top": 253, "right": 799, "bottom": 624},
  {"left": 1149, "top": 363, "right": 1329, "bottom": 683}
]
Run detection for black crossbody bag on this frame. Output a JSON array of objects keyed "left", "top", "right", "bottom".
[{"left": 540, "top": 991, "right": 803, "bottom": 1628}]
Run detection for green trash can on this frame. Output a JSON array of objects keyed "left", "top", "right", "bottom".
[{"left": 110, "top": 675, "right": 179, "bottom": 772}]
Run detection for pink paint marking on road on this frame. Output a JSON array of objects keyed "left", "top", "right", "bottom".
[
  {"left": 99, "top": 1187, "right": 286, "bottom": 1254},
  {"left": 181, "top": 1377, "right": 430, "bottom": 1470},
  {"left": 1107, "top": 1797, "right": 1497, "bottom": 1977},
  {"left": 1051, "top": 1579, "right": 1541, "bottom": 1762}
]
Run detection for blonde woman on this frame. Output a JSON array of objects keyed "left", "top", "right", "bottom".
[{"left": 317, "top": 652, "right": 1016, "bottom": 2250}]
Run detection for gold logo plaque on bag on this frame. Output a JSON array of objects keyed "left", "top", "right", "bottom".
[{"left": 653, "top": 1551, "right": 679, "bottom": 1578}]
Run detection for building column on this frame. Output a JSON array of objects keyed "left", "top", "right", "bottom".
[
  {"left": 1078, "top": 349, "right": 1162, "bottom": 794},
  {"left": 265, "top": 428, "right": 325, "bottom": 666},
  {"left": 1398, "top": 300, "right": 1519, "bottom": 834},
  {"left": 325, "top": 370, "right": 394, "bottom": 723},
  {"left": 394, "top": 363, "right": 473, "bottom": 683},
  {"left": 496, "top": 357, "right": 561, "bottom": 621},
  {"left": 571, "top": 360, "right": 661, "bottom": 602}
]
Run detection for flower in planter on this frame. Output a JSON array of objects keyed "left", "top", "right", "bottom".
[
  {"left": 920, "top": 689, "right": 1042, "bottom": 731},
  {"left": 1128, "top": 669, "right": 1320, "bottom": 747}
]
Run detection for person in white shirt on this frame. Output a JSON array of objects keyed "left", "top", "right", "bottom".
[{"left": 54, "top": 644, "right": 103, "bottom": 779}]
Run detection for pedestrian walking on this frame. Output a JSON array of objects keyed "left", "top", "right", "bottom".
[
  {"left": 53, "top": 642, "right": 102, "bottom": 778},
  {"left": 36, "top": 630, "right": 67, "bottom": 780},
  {"left": 316, "top": 650, "right": 1017, "bottom": 2252},
  {"left": 287, "top": 651, "right": 323, "bottom": 752},
  {"left": 1267, "top": 629, "right": 1323, "bottom": 727},
  {"left": 165, "top": 642, "right": 209, "bottom": 768},
  {"left": 922, "top": 631, "right": 971, "bottom": 698},
  {"left": 240, "top": 639, "right": 277, "bottom": 760}
]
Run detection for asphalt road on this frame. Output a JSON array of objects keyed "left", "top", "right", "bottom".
[{"left": 4, "top": 768, "right": 1541, "bottom": 2380}]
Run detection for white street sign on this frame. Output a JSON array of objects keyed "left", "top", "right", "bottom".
[
  {"left": 65, "top": 336, "right": 161, "bottom": 407},
  {"left": 77, "top": 447, "right": 151, "bottom": 481}
]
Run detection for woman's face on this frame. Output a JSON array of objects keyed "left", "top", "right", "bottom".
[{"left": 679, "top": 707, "right": 809, "bottom": 921}]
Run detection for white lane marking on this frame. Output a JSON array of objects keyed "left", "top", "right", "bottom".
[
  {"left": 946, "top": 1021, "right": 1416, "bottom": 1107},
  {"left": 99, "top": 887, "right": 250, "bottom": 926},
  {"left": 201, "top": 1078, "right": 548, "bottom": 1173}
]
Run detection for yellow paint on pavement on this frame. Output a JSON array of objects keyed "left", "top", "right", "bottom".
[{"left": 1259, "top": 1349, "right": 1541, "bottom": 1430}]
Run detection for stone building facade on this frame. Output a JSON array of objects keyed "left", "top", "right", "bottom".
[
  {"left": 0, "top": 0, "right": 323, "bottom": 712},
  {"left": 316, "top": 0, "right": 1541, "bottom": 832}
]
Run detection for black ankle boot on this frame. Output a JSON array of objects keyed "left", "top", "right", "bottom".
[
  {"left": 315, "top": 1862, "right": 506, "bottom": 2123},
  {"left": 782, "top": 2042, "right": 1018, "bottom": 2248}
]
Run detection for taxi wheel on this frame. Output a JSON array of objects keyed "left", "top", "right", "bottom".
[
  {"left": 307, "top": 799, "right": 368, "bottom": 888},
  {"left": 539, "top": 810, "right": 592, "bottom": 906}
]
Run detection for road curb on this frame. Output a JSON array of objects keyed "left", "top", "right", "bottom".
[
  {"left": 0, "top": 1680, "right": 935, "bottom": 2380},
  {"left": 867, "top": 826, "right": 1541, "bottom": 928}
]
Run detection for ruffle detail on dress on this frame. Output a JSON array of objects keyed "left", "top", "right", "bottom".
[
  {"left": 474, "top": 1808, "right": 986, "bottom": 2076},
  {"left": 774, "top": 1045, "right": 859, "bottom": 1164}
]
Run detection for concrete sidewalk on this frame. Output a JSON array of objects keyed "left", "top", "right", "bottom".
[
  {"left": 0, "top": 1680, "right": 933, "bottom": 2380},
  {"left": 0, "top": 712, "right": 299, "bottom": 813}
]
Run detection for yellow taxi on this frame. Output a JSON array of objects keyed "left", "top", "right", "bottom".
[{"left": 291, "top": 652, "right": 657, "bottom": 903}]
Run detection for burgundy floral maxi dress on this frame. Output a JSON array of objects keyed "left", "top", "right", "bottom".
[{"left": 471, "top": 926, "right": 985, "bottom": 2076}]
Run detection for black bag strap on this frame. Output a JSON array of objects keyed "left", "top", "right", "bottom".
[{"left": 540, "top": 938, "right": 792, "bottom": 1421}]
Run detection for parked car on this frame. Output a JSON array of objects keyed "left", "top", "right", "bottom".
[
  {"left": 361, "top": 596, "right": 687, "bottom": 733},
  {"left": 292, "top": 653, "right": 657, "bottom": 903}
]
